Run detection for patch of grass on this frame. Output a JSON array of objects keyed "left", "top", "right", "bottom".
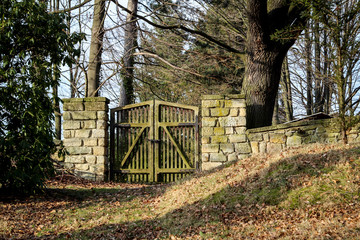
[{"left": 3, "top": 143, "right": 360, "bottom": 239}]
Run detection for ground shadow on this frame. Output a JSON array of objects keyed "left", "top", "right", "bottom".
[{"left": 54, "top": 145, "right": 360, "bottom": 239}]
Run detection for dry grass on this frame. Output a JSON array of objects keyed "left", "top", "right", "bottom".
[{"left": 1, "top": 142, "right": 360, "bottom": 239}]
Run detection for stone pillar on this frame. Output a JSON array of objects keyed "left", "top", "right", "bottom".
[
  {"left": 201, "top": 95, "right": 251, "bottom": 171},
  {"left": 62, "top": 97, "right": 109, "bottom": 181}
]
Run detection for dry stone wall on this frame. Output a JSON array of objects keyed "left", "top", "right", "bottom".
[
  {"left": 247, "top": 118, "right": 360, "bottom": 154},
  {"left": 201, "top": 95, "right": 251, "bottom": 170},
  {"left": 62, "top": 97, "right": 109, "bottom": 181}
]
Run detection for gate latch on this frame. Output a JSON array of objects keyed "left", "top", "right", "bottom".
[{"left": 148, "top": 139, "right": 161, "bottom": 143}]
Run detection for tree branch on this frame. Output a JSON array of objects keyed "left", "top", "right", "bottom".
[{"left": 110, "top": 0, "right": 243, "bottom": 54}]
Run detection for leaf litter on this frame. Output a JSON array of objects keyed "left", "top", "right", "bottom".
[{"left": 1, "top": 142, "right": 360, "bottom": 239}]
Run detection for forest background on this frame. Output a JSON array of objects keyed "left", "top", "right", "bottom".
[{"left": 53, "top": 0, "right": 360, "bottom": 132}]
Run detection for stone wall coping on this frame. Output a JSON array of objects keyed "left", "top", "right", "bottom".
[
  {"left": 63, "top": 97, "right": 110, "bottom": 103},
  {"left": 246, "top": 118, "right": 336, "bottom": 134},
  {"left": 202, "top": 94, "right": 245, "bottom": 100}
]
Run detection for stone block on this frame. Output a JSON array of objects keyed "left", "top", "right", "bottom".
[
  {"left": 66, "top": 146, "right": 92, "bottom": 155},
  {"left": 218, "top": 117, "right": 246, "bottom": 127},
  {"left": 201, "top": 108, "right": 210, "bottom": 117},
  {"left": 97, "top": 120, "right": 107, "bottom": 129},
  {"left": 83, "top": 120, "right": 96, "bottom": 129},
  {"left": 247, "top": 133, "right": 263, "bottom": 141},
  {"left": 209, "top": 153, "right": 227, "bottom": 162},
  {"left": 229, "top": 109, "right": 239, "bottom": 117},
  {"left": 62, "top": 162, "right": 75, "bottom": 170},
  {"left": 214, "top": 127, "right": 225, "bottom": 135},
  {"left": 93, "top": 146, "right": 107, "bottom": 156},
  {"left": 267, "top": 143, "right": 282, "bottom": 153},
  {"left": 287, "top": 135, "right": 302, "bottom": 146},
  {"left": 201, "top": 137, "right": 210, "bottom": 144},
  {"left": 63, "top": 138, "right": 82, "bottom": 147},
  {"left": 90, "top": 164, "right": 105, "bottom": 175},
  {"left": 225, "top": 127, "right": 234, "bottom": 135},
  {"left": 63, "top": 121, "right": 80, "bottom": 130},
  {"left": 211, "top": 135, "right": 228, "bottom": 143},
  {"left": 228, "top": 153, "right": 237, "bottom": 162},
  {"left": 239, "top": 108, "right": 246, "bottom": 117},
  {"left": 211, "top": 108, "right": 230, "bottom": 117},
  {"left": 98, "top": 138, "right": 107, "bottom": 147},
  {"left": 202, "top": 153, "right": 210, "bottom": 162},
  {"left": 63, "top": 112, "right": 72, "bottom": 120},
  {"left": 269, "top": 133, "right": 286, "bottom": 144},
  {"left": 202, "top": 95, "right": 224, "bottom": 100},
  {"left": 202, "top": 127, "right": 214, "bottom": 136},
  {"left": 259, "top": 142, "right": 267, "bottom": 153},
  {"left": 84, "top": 101, "right": 107, "bottom": 111},
  {"left": 75, "top": 129, "right": 91, "bottom": 138},
  {"left": 63, "top": 102, "right": 84, "bottom": 111},
  {"left": 202, "top": 162, "right": 222, "bottom": 171},
  {"left": 263, "top": 133, "right": 269, "bottom": 141},
  {"left": 235, "top": 127, "right": 247, "bottom": 134},
  {"left": 63, "top": 130, "right": 72, "bottom": 138},
  {"left": 96, "top": 156, "right": 107, "bottom": 165},
  {"left": 83, "top": 138, "right": 98, "bottom": 146},
  {"left": 92, "top": 129, "right": 106, "bottom": 138},
  {"left": 75, "top": 163, "right": 89, "bottom": 171},
  {"left": 85, "top": 155, "right": 97, "bottom": 164},
  {"left": 202, "top": 100, "right": 221, "bottom": 108},
  {"left": 66, "top": 155, "right": 86, "bottom": 163},
  {"left": 235, "top": 143, "right": 251, "bottom": 154},
  {"left": 202, "top": 118, "right": 217, "bottom": 127},
  {"left": 250, "top": 141, "right": 259, "bottom": 154},
  {"left": 97, "top": 111, "right": 108, "bottom": 120},
  {"left": 229, "top": 134, "right": 247, "bottom": 143},
  {"left": 220, "top": 143, "right": 234, "bottom": 153},
  {"left": 224, "top": 99, "right": 246, "bottom": 108},
  {"left": 202, "top": 144, "right": 219, "bottom": 153},
  {"left": 72, "top": 111, "right": 97, "bottom": 120}
]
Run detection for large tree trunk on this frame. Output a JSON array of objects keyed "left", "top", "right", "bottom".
[
  {"left": 87, "top": 0, "right": 105, "bottom": 97},
  {"left": 119, "top": 0, "right": 138, "bottom": 106},
  {"left": 241, "top": 0, "right": 305, "bottom": 129},
  {"left": 242, "top": 48, "right": 287, "bottom": 128}
]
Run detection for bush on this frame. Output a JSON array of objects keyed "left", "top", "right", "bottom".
[{"left": 0, "top": 0, "right": 82, "bottom": 194}]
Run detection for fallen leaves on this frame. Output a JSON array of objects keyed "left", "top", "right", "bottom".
[{"left": 2, "top": 143, "right": 360, "bottom": 239}]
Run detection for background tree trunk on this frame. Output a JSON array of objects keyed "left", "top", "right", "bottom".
[
  {"left": 119, "top": 0, "right": 138, "bottom": 106},
  {"left": 305, "top": 25, "right": 313, "bottom": 115},
  {"left": 87, "top": 0, "right": 105, "bottom": 97}
]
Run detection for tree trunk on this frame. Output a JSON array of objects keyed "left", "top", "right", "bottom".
[
  {"left": 314, "top": 21, "right": 323, "bottom": 113},
  {"left": 305, "top": 25, "right": 313, "bottom": 115},
  {"left": 119, "top": 0, "right": 138, "bottom": 106},
  {"left": 241, "top": 0, "right": 305, "bottom": 128},
  {"left": 272, "top": 94, "right": 279, "bottom": 125},
  {"left": 87, "top": 0, "right": 105, "bottom": 97},
  {"left": 242, "top": 48, "right": 287, "bottom": 128},
  {"left": 281, "top": 56, "right": 294, "bottom": 121}
]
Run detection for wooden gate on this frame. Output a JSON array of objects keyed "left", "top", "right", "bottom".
[{"left": 110, "top": 100, "right": 199, "bottom": 183}]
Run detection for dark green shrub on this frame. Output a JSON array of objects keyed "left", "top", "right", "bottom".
[{"left": 0, "top": 0, "right": 83, "bottom": 194}]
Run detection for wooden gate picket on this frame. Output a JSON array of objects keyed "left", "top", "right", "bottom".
[{"left": 110, "top": 100, "right": 199, "bottom": 183}]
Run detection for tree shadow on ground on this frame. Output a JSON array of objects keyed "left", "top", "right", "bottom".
[{"left": 56, "top": 145, "right": 360, "bottom": 239}]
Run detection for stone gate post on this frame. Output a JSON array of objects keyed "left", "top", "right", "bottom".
[
  {"left": 62, "top": 97, "right": 109, "bottom": 181},
  {"left": 201, "top": 95, "right": 251, "bottom": 170}
]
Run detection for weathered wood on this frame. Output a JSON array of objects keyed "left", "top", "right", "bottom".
[{"left": 109, "top": 100, "right": 199, "bottom": 183}]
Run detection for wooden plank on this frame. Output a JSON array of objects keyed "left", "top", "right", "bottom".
[
  {"left": 157, "top": 100, "right": 198, "bottom": 112},
  {"left": 120, "top": 127, "right": 147, "bottom": 167},
  {"left": 162, "top": 126, "right": 193, "bottom": 169}
]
